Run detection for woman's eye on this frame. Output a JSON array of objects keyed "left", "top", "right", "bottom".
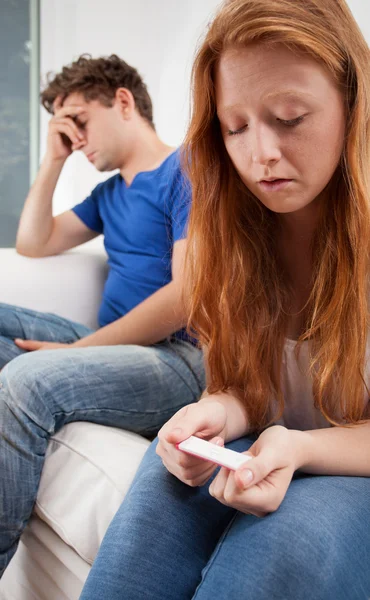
[
  {"left": 226, "top": 115, "right": 305, "bottom": 136},
  {"left": 227, "top": 124, "right": 248, "bottom": 136},
  {"left": 277, "top": 115, "right": 305, "bottom": 127}
]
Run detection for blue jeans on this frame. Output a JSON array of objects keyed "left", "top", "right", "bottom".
[
  {"left": 81, "top": 437, "right": 370, "bottom": 600},
  {"left": 0, "top": 303, "right": 205, "bottom": 575}
]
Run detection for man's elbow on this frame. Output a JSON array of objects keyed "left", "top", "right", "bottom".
[{"left": 15, "top": 241, "right": 47, "bottom": 258}]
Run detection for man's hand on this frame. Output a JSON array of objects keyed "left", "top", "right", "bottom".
[
  {"left": 14, "top": 339, "right": 72, "bottom": 352},
  {"left": 46, "top": 96, "right": 86, "bottom": 162}
]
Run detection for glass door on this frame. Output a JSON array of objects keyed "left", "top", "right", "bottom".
[{"left": 0, "top": 0, "right": 40, "bottom": 246}]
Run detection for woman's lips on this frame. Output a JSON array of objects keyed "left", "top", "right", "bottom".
[{"left": 258, "top": 179, "right": 293, "bottom": 192}]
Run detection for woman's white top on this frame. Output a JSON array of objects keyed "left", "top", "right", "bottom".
[{"left": 277, "top": 339, "right": 370, "bottom": 430}]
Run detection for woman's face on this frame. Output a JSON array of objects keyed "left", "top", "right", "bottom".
[{"left": 215, "top": 44, "right": 346, "bottom": 215}]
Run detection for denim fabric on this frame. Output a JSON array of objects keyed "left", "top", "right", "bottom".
[
  {"left": 80, "top": 438, "right": 370, "bottom": 600},
  {"left": 0, "top": 302, "right": 93, "bottom": 368},
  {"left": 0, "top": 303, "right": 205, "bottom": 575}
]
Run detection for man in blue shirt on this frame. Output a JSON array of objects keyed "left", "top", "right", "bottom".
[{"left": 0, "top": 55, "right": 205, "bottom": 576}]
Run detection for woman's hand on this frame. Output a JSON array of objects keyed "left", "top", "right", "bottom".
[
  {"left": 156, "top": 398, "right": 228, "bottom": 487},
  {"left": 209, "top": 425, "right": 300, "bottom": 517}
]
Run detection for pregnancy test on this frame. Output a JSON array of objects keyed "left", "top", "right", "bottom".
[{"left": 177, "top": 436, "right": 252, "bottom": 471}]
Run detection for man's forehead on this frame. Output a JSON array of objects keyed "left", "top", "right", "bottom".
[{"left": 62, "top": 92, "right": 89, "bottom": 107}]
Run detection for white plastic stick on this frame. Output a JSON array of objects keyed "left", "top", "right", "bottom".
[{"left": 177, "top": 436, "right": 252, "bottom": 471}]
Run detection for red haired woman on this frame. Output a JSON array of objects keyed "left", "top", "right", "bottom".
[{"left": 81, "top": 1, "right": 370, "bottom": 598}]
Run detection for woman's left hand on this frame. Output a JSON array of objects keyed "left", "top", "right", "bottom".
[{"left": 209, "top": 425, "right": 301, "bottom": 517}]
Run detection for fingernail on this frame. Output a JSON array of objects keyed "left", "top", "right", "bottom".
[{"left": 239, "top": 469, "right": 253, "bottom": 486}]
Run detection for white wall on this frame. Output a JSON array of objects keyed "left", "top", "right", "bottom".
[
  {"left": 40, "top": 0, "right": 369, "bottom": 218},
  {"left": 40, "top": 0, "right": 222, "bottom": 217},
  {"left": 348, "top": 0, "right": 370, "bottom": 44}
]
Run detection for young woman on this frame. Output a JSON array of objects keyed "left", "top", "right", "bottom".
[{"left": 80, "top": 0, "right": 370, "bottom": 598}]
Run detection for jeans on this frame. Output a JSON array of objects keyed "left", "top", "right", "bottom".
[
  {"left": 80, "top": 437, "right": 370, "bottom": 600},
  {"left": 0, "top": 303, "right": 205, "bottom": 575}
]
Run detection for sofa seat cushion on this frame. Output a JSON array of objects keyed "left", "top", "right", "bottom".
[{"left": 34, "top": 422, "right": 150, "bottom": 564}]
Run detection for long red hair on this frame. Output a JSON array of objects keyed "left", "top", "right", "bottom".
[{"left": 183, "top": 0, "right": 370, "bottom": 430}]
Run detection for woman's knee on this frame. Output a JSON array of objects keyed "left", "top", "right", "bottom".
[
  {"left": 246, "top": 476, "right": 370, "bottom": 594},
  {"left": 257, "top": 476, "right": 369, "bottom": 569},
  {"left": 197, "top": 476, "right": 370, "bottom": 599}
]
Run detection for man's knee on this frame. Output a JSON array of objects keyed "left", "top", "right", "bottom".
[{"left": 0, "top": 352, "right": 58, "bottom": 432}]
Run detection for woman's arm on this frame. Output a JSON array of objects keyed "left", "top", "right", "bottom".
[
  {"left": 198, "top": 348, "right": 250, "bottom": 442},
  {"left": 292, "top": 420, "right": 370, "bottom": 476},
  {"left": 199, "top": 391, "right": 250, "bottom": 442}
]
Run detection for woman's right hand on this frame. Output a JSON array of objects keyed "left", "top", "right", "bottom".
[{"left": 156, "top": 398, "right": 228, "bottom": 487}]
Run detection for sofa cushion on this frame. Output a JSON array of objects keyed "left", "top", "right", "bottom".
[
  {"left": 35, "top": 422, "right": 150, "bottom": 564},
  {"left": 0, "top": 247, "right": 108, "bottom": 330}
]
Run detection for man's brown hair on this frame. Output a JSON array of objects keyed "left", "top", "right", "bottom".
[{"left": 41, "top": 54, "right": 154, "bottom": 128}]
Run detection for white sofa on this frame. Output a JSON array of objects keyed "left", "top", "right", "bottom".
[{"left": 0, "top": 246, "right": 151, "bottom": 600}]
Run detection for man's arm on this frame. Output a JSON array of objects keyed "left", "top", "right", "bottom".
[
  {"left": 72, "top": 238, "right": 188, "bottom": 348},
  {"left": 16, "top": 164, "right": 98, "bottom": 257},
  {"left": 16, "top": 98, "right": 98, "bottom": 257}
]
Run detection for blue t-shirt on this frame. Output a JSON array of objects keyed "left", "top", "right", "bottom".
[{"left": 72, "top": 150, "right": 192, "bottom": 342}]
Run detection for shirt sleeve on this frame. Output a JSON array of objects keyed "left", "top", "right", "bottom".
[
  {"left": 72, "top": 183, "right": 104, "bottom": 234},
  {"left": 170, "top": 167, "right": 192, "bottom": 243}
]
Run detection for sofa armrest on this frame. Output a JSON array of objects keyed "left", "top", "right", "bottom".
[{"left": 0, "top": 247, "right": 108, "bottom": 330}]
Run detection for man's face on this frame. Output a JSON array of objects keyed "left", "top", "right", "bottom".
[{"left": 62, "top": 92, "right": 127, "bottom": 172}]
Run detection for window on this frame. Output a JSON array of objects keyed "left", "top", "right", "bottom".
[{"left": 0, "top": 0, "right": 39, "bottom": 246}]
